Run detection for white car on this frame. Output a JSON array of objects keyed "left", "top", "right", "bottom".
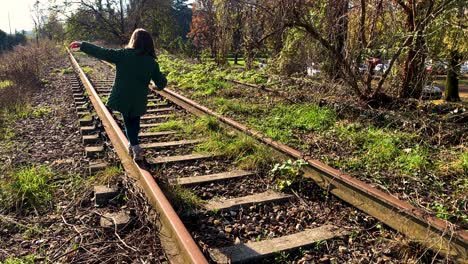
[
  {"left": 358, "top": 64, "right": 368, "bottom": 73},
  {"left": 421, "top": 85, "right": 442, "bottom": 100},
  {"left": 307, "top": 66, "right": 321, "bottom": 76},
  {"left": 461, "top": 61, "right": 468, "bottom": 75},
  {"left": 374, "top": 63, "right": 389, "bottom": 75}
]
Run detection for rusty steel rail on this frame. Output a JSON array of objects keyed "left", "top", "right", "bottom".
[
  {"left": 155, "top": 88, "right": 468, "bottom": 262},
  {"left": 67, "top": 49, "right": 208, "bottom": 264}
]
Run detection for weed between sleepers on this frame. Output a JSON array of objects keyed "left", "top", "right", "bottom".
[
  {"left": 81, "top": 66, "right": 94, "bottom": 74},
  {"left": 270, "top": 159, "right": 308, "bottom": 191},
  {"left": 87, "top": 166, "right": 123, "bottom": 185},
  {"left": 160, "top": 182, "right": 204, "bottom": 216}
]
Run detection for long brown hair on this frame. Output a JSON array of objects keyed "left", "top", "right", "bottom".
[{"left": 126, "top": 28, "right": 156, "bottom": 58}]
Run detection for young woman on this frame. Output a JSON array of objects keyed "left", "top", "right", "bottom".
[{"left": 70, "top": 28, "right": 167, "bottom": 161}]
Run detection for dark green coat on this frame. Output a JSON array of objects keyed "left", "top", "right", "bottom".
[{"left": 80, "top": 42, "right": 167, "bottom": 116}]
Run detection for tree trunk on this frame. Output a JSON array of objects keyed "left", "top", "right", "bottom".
[
  {"left": 244, "top": 48, "right": 254, "bottom": 70},
  {"left": 234, "top": 53, "right": 239, "bottom": 65},
  {"left": 326, "top": 0, "right": 348, "bottom": 80},
  {"left": 445, "top": 51, "right": 461, "bottom": 102},
  {"left": 119, "top": 0, "right": 125, "bottom": 37},
  {"left": 399, "top": 31, "right": 427, "bottom": 98}
]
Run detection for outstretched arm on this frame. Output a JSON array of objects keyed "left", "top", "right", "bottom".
[
  {"left": 69, "top": 41, "right": 124, "bottom": 64},
  {"left": 151, "top": 62, "right": 167, "bottom": 91}
]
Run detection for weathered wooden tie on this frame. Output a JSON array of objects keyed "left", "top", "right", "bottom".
[
  {"left": 205, "top": 191, "right": 292, "bottom": 211},
  {"left": 140, "top": 139, "right": 203, "bottom": 149},
  {"left": 209, "top": 225, "right": 350, "bottom": 264},
  {"left": 147, "top": 153, "right": 214, "bottom": 165},
  {"left": 177, "top": 170, "right": 254, "bottom": 186}
]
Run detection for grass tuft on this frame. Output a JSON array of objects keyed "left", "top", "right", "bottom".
[
  {"left": 1, "top": 255, "right": 37, "bottom": 264},
  {"left": 60, "top": 68, "right": 74, "bottom": 74},
  {"left": 0, "top": 80, "right": 14, "bottom": 90},
  {"left": 149, "top": 119, "right": 185, "bottom": 132},
  {"left": 81, "top": 66, "right": 94, "bottom": 74},
  {"left": 0, "top": 166, "right": 55, "bottom": 211},
  {"left": 161, "top": 183, "right": 204, "bottom": 216},
  {"left": 88, "top": 166, "right": 123, "bottom": 185}
]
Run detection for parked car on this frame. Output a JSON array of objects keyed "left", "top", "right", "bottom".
[
  {"left": 421, "top": 84, "right": 442, "bottom": 100},
  {"left": 426, "top": 61, "right": 448, "bottom": 75},
  {"left": 358, "top": 64, "right": 368, "bottom": 73},
  {"left": 374, "top": 63, "right": 389, "bottom": 75},
  {"left": 307, "top": 64, "right": 321, "bottom": 76},
  {"left": 461, "top": 61, "right": 468, "bottom": 75}
]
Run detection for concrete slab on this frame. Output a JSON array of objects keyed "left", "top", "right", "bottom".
[
  {"left": 85, "top": 146, "right": 104, "bottom": 158},
  {"left": 80, "top": 125, "right": 96, "bottom": 135},
  {"left": 94, "top": 185, "right": 119, "bottom": 207},
  {"left": 100, "top": 212, "right": 130, "bottom": 229},
  {"left": 83, "top": 134, "right": 100, "bottom": 145}
]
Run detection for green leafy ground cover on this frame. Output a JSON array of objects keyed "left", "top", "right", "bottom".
[{"left": 158, "top": 54, "right": 467, "bottom": 227}]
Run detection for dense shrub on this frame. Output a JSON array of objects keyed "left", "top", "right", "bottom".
[{"left": 0, "top": 41, "right": 60, "bottom": 138}]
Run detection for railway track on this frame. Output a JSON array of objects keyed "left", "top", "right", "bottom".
[{"left": 67, "top": 49, "right": 467, "bottom": 263}]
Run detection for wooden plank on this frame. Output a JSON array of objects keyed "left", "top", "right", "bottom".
[
  {"left": 141, "top": 114, "right": 173, "bottom": 120},
  {"left": 141, "top": 122, "right": 166, "bottom": 128},
  {"left": 116, "top": 114, "right": 172, "bottom": 122},
  {"left": 147, "top": 107, "right": 175, "bottom": 114},
  {"left": 177, "top": 170, "right": 254, "bottom": 186},
  {"left": 139, "top": 131, "right": 177, "bottom": 137},
  {"left": 147, "top": 153, "right": 213, "bottom": 165},
  {"left": 209, "top": 225, "right": 349, "bottom": 264},
  {"left": 148, "top": 102, "right": 170, "bottom": 108},
  {"left": 205, "top": 191, "right": 292, "bottom": 211},
  {"left": 140, "top": 139, "right": 203, "bottom": 149}
]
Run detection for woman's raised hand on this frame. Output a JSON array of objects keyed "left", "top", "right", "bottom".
[{"left": 69, "top": 41, "right": 82, "bottom": 50}]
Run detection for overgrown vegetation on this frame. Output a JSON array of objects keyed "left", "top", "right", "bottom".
[
  {"left": 270, "top": 159, "right": 308, "bottom": 191},
  {"left": 87, "top": 166, "right": 123, "bottom": 185},
  {"left": 0, "top": 166, "right": 55, "bottom": 212},
  {"left": 0, "top": 41, "right": 60, "bottom": 140},
  {"left": 1, "top": 255, "right": 37, "bottom": 264},
  {"left": 158, "top": 54, "right": 467, "bottom": 226}
]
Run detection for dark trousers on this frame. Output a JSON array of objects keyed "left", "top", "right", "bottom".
[{"left": 122, "top": 114, "right": 141, "bottom": 146}]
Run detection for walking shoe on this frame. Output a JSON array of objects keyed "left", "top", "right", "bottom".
[
  {"left": 128, "top": 143, "right": 133, "bottom": 156},
  {"left": 132, "top": 145, "right": 144, "bottom": 161}
]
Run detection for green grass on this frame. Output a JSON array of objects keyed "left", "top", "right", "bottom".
[
  {"left": 149, "top": 116, "right": 221, "bottom": 136},
  {"left": 248, "top": 103, "right": 336, "bottom": 144},
  {"left": 214, "top": 97, "right": 264, "bottom": 115},
  {"left": 451, "top": 151, "right": 468, "bottom": 173},
  {"left": 87, "top": 166, "right": 123, "bottom": 185},
  {"left": 334, "top": 124, "right": 431, "bottom": 175},
  {"left": 60, "top": 68, "right": 74, "bottom": 74},
  {"left": 396, "top": 145, "right": 430, "bottom": 174},
  {"left": 0, "top": 165, "right": 55, "bottom": 211},
  {"left": 197, "top": 131, "right": 276, "bottom": 170},
  {"left": 0, "top": 80, "right": 14, "bottom": 90},
  {"left": 149, "top": 119, "right": 186, "bottom": 132},
  {"left": 1, "top": 255, "right": 37, "bottom": 264},
  {"left": 161, "top": 183, "right": 204, "bottom": 216},
  {"left": 81, "top": 66, "right": 94, "bottom": 74},
  {"left": 9, "top": 105, "right": 52, "bottom": 119}
]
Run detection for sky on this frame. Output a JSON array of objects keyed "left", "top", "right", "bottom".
[
  {"left": 0, "top": 0, "right": 37, "bottom": 33},
  {"left": 0, "top": 0, "right": 195, "bottom": 34}
]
